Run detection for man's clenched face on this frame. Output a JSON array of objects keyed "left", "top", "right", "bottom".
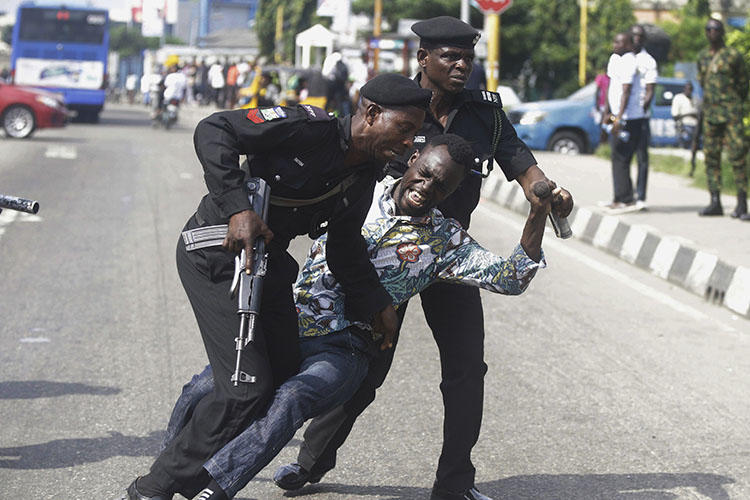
[{"left": 393, "top": 144, "right": 465, "bottom": 216}]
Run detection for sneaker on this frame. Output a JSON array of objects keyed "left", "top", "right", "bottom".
[
  {"left": 273, "top": 462, "right": 327, "bottom": 491},
  {"left": 605, "top": 201, "right": 639, "bottom": 214},
  {"left": 430, "top": 485, "right": 494, "bottom": 500},
  {"left": 635, "top": 200, "right": 647, "bottom": 211},
  {"left": 116, "top": 479, "right": 172, "bottom": 500}
]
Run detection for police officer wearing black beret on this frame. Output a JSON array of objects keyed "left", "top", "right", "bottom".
[
  {"left": 118, "top": 73, "right": 431, "bottom": 500},
  {"left": 276, "top": 16, "right": 574, "bottom": 500}
]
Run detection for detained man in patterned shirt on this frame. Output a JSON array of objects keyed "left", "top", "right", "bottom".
[{"left": 158, "top": 134, "right": 552, "bottom": 500}]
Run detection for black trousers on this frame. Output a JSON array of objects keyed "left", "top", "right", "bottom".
[
  {"left": 610, "top": 118, "right": 647, "bottom": 204},
  {"left": 139, "top": 215, "right": 300, "bottom": 498},
  {"left": 297, "top": 282, "right": 487, "bottom": 493}
]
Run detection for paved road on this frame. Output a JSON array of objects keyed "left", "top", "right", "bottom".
[{"left": 1, "top": 104, "right": 749, "bottom": 499}]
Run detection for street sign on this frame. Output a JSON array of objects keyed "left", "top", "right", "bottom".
[{"left": 475, "top": 0, "right": 513, "bottom": 14}]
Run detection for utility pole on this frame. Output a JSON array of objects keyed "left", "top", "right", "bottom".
[
  {"left": 275, "top": 4, "right": 284, "bottom": 63},
  {"left": 486, "top": 13, "right": 499, "bottom": 91},
  {"left": 373, "top": 0, "right": 382, "bottom": 74},
  {"left": 579, "top": 0, "right": 588, "bottom": 87}
]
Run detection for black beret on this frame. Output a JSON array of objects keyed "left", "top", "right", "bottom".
[
  {"left": 411, "top": 16, "right": 481, "bottom": 49},
  {"left": 359, "top": 73, "right": 432, "bottom": 109}
]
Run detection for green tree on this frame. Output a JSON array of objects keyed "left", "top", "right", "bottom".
[
  {"left": 496, "top": 0, "right": 632, "bottom": 99},
  {"left": 586, "top": 0, "right": 635, "bottom": 79},
  {"left": 684, "top": 0, "right": 710, "bottom": 17},
  {"left": 256, "top": 0, "right": 323, "bottom": 62},
  {"left": 657, "top": 1, "right": 708, "bottom": 75},
  {"left": 109, "top": 24, "right": 160, "bottom": 57},
  {"left": 523, "top": 0, "right": 582, "bottom": 97}
]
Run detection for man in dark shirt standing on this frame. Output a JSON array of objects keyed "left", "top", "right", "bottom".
[
  {"left": 118, "top": 73, "right": 431, "bottom": 500},
  {"left": 275, "top": 16, "right": 573, "bottom": 500}
]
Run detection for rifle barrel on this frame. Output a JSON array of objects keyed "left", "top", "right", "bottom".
[{"left": 0, "top": 195, "right": 40, "bottom": 214}]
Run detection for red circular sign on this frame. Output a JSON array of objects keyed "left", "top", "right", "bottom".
[{"left": 475, "top": 0, "right": 513, "bottom": 14}]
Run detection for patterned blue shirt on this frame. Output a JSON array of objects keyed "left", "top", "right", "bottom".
[{"left": 295, "top": 178, "right": 545, "bottom": 338}]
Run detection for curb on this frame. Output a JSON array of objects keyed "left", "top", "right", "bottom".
[{"left": 481, "top": 175, "right": 750, "bottom": 319}]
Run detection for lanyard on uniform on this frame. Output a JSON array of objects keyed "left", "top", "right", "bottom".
[{"left": 471, "top": 107, "right": 502, "bottom": 178}]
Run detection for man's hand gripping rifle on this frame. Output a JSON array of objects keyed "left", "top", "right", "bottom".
[{"left": 229, "top": 178, "right": 271, "bottom": 386}]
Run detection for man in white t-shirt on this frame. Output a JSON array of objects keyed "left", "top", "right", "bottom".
[
  {"left": 163, "top": 65, "right": 187, "bottom": 103},
  {"left": 603, "top": 32, "right": 643, "bottom": 211},
  {"left": 671, "top": 81, "right": 699, "bottom": 149},
  {"left": 630, "top": 24, "right": 658, "bottom": 207}
]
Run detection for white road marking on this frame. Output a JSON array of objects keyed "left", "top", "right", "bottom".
[
  {"left": 18, "top": 213, "right": 42, "bottom": 222},
  {"left": 19, "top": 337, "right": 51, "bottom": 343},
  {"left": 476, "top": 204, "right": 738, "bottom": 334},
  {"left": 44, "top": 145, "right": 77, "bottom": 159},
  {"left": 0, "top": 208, "right": 41, "bottom": 241}
]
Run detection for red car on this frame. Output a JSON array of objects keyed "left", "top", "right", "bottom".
[{"left": 0, "top": 82, "right": 69, "bottom": 139}]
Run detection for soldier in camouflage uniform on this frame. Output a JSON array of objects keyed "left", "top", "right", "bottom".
[{"left": 696, "top": 18, "right": 750, "bottom": 219}]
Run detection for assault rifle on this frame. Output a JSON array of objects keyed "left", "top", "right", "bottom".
[
  {"left": 229, "top": 178, "right": 271, "bottom": 386},
  {"left": 0, "top": 195, "right": 40, "bottom": 215}
]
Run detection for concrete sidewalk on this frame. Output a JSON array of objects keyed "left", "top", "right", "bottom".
[{"left": 481, "top": 151, "right": 750, "bottom": 319}]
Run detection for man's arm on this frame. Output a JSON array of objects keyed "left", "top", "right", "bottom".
[
  {"left": 491, "top": 109, "right": 573, "bottom": 219},
  {"left": 435, "top": 181, "right": 552, "bottom": 294},
  {"left": 614, "top": 82, "right": 632, "bottom": 132},
  {"left": 643, "top": 83, "right": 656, "bottom": 113},
  {"left": 735, "top": 50, "right": 749, "bottom": 101},
  {"left": 193, "top": 109, "right": 299, "bottom": 269}
]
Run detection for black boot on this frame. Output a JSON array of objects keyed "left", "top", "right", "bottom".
[
  {"left": 699, "top": 191, "right": 723, "bottom": 216},
  {"left": 731, "top": 190, "right": 747, "bottom": 218}
]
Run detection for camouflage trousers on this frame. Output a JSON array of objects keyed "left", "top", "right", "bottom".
[{"left": 703, "top": 118, "right": 748, "bottom": 192}]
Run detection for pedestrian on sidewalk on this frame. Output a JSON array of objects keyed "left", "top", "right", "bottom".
[
  {"left": 602, "top": 32, "right": 645, "bottom": 213},
  {"left": 630, "top": 24, "right": 658, "bottom": 208},
  {"left": 671, "top": 81, "right": 700, "bottom": 149},
  {"left": 696, "top": 18, "right": 750, "bottom": 219}
]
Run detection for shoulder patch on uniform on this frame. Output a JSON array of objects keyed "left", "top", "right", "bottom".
[
  {"left": 468, "top": 89, "right": 503, "bottom": 108},
  {"left": 301, "top": 104, "right": 333, "bottom": 122},
  {"left": 246, "top": 108, "right": 264, "bottom": 123},
  {"left": 259, "top": 107, "right": 287, "bottom": 121}
]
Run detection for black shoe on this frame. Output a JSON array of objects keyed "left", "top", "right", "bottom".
[
  {"left": 273, "top": 462, "right": 327, "bottom": 491},
  {"left": 117, "top": 479, "right": 172, "bottom": 500},
  {"left": 430, "top": 485, "right": 494, "bottom": 500}
]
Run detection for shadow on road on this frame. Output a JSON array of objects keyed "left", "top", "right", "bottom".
[
  {"left": 270, "top": 472, "right": 733, "bottom": 500},
  {"left": 0, "top": 431, "right": 164, "bottom": 469},
  {"left": 0, "top": 380, "right": 121, "bottom": 399}
]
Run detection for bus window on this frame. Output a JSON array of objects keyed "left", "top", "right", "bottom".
[{"left": 18, "top": 8, "right": 105, "bottom": 45}]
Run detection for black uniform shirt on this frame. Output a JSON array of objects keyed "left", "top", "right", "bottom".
[
  {"left": 192, "top": 104, "right": 391, "bottom": 321},
  {"left": 392, "top": 76, "right": 537, "bottom": 229}
]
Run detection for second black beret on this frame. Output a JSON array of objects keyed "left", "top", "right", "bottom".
[{"left": 359, "top": 73, "right": 432, "bottom": 109}]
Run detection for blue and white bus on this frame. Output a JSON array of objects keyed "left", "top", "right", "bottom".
[{"left": 10, "top": 2, "right": 110, "bottom": 122}]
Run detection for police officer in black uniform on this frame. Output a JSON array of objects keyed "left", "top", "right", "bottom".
[
  {"left": 120, "top": 73, "right": 432, "bottom": 500},
  {"left": 275, "top": 17, "right": 573, "bottom": 500}
]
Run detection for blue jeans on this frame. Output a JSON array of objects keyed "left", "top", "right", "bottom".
[{"left": 161, "top": 329, "right": 373, "bottom": 498}]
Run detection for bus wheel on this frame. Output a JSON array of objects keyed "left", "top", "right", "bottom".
[{"left": 3, "top": 105, "right": 36, "bottom": 139}]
